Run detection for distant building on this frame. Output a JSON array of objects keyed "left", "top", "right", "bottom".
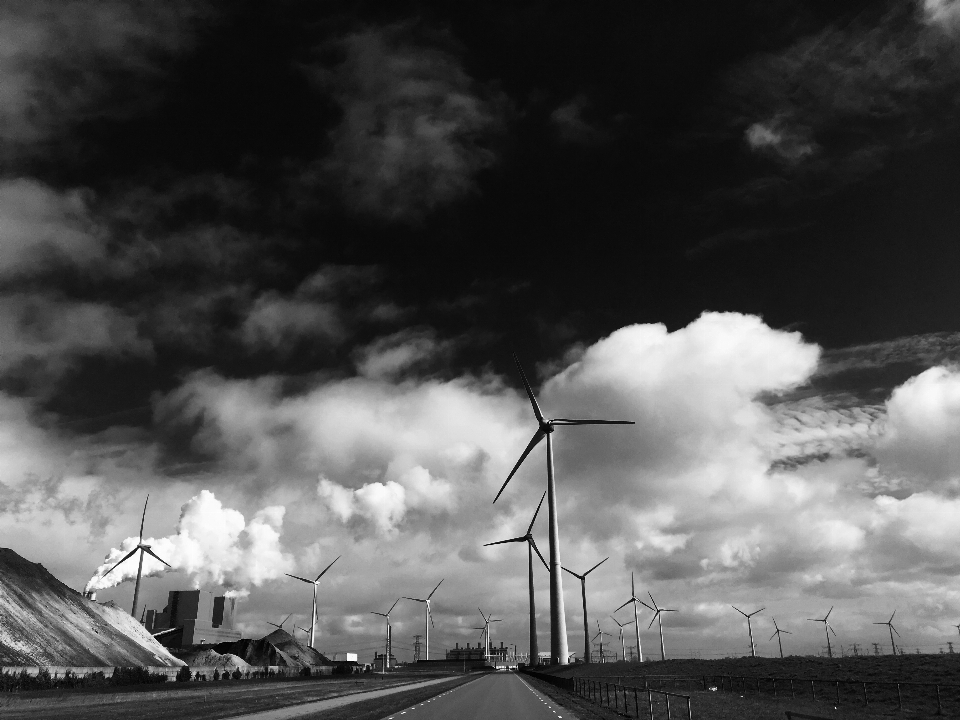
[
  {"left": 373, "top": 651, "right": 397, "bottom": 668},
  {"left": 333, "top": 652, "right": 357, "bottom": 662},
  {"left": 446, "top": 641, "right": 508, "bottom": 661},
  {"left": 144, "top": 589, "right": 241, "bottom": 648}
]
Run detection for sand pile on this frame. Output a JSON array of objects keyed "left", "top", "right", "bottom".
[
  {"left": 0, "top": 547, "right": 184, "bottom": 667},
  {"left": 213, "top": 629, "right": 331, "bottom": 670},
  {"left": 180, "top": 648, "right": 251, "bottom": 672}
]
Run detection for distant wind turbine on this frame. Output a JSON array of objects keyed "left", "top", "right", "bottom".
[
  {"left": 769, "top": 618, "right": 791, "bottom": 658},
  {"left": 645, "top": 592, "right": 677, "bottom": 661},
  {"left": 295, "top": 625, "right": 311, "bottom": 642},
  {"left": 403, "top": 579, "right": 443, "bottom": 661},
  {"left": 285, "top": 554, "right": 340, "bottom": 649},
  {"left": 592, "top": 620, "right": 612, "bottom": 663},
  {"left": 101, "top": 494, "right": 171, "bottom": 619},
  {"left": 614, "top": 572, "right": 647, "bottom": 662},
  {"left": 371, "top": 599, "right": 400, "bottom": 670},
  {"left": 808, "top": 606, "right": 837, "bottom": 658},
  {"left": 612, "top": 616, "right": 636, "bottom": 663},
  {"left": 732, "top": 606, "right": 764, "bottom": 658},
  {"left": 478, "top": 608, "right": 502, "bottom": 659},
  {"left": 266, "top": 613, "right": 293, "bottom": 631},
  {"left": 873, "top": 610, "right": 900, "bottom": 655},
  {"left": 484, "top": 491, "right": 549, "bottom": 664},
  {"left": 562, "top": 556, "right": 608, "bottom": 663},
  {"left": 494, "top": 354, "right": 634, "bottom": 665}
]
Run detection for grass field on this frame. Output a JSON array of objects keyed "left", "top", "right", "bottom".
[
  {"left": 0, "top": 671, "right": 476, "bottom": 719},
  {"left": 530, "top": 655, "right": 960, "bottom": 719}
]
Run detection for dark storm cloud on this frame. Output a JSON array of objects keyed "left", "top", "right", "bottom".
[{"left": 310, "top": 23, "right": 508, "bottom": 223}]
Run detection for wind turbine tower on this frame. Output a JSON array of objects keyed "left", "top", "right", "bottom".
[
  {"left": 561, "top": 556, "right": 608, "bottom": 663},
  {"left": 732, "top": 606, "right": 764, "bottom": 658},
  {"left": 478, "top": 608, "right": 502, "bottom": 659},
  {"left": 403, "top": 580, "right": 443, "bottom": 661},
  {"left": 770, "top": 618, "right": 791, "bottom": 658},
  {"left": 371, "top": 599, "right": 400, "bottom": 669},
  {"left": 494, "top": 354, "right": 633, "bottom": 665},
  {"left": 285, "top": 554, "right": 340, "bottom": 649},
  {"left": 484, "top": 491, "right": 549, "bottom": 664},
  {"left": 645, "top": 592, "right": 677, "bottom": 661},
  {"left": 615, "top": 573, "right": 648, "bottom": 662},
  {"left": 808, "top": 606, "right": 837, "bottom": 658},
  {"left": 101, "top": 495, "right": 171, "bottom": 619},
  {"left": 873, "top": 610, "right": 900, "bottom": 655},
  {"left": 612, "top": 616, "right": 636, "bottom": 664}
]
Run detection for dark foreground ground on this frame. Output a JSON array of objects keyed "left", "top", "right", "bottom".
[
  {"left": 528, "top": 655, "right": 960, "bottom": 719},
  {"left": 0, "top": 671, "right": 479, "bottom": 720}
]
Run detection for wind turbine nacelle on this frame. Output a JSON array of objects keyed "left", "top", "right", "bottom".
[{"left": 541, "top": 422, "right": 555, "bottom": 433}]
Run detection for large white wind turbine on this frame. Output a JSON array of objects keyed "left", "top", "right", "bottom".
[
  {"left": 403, "top": 579, "right": 443, "bottom": 661},
  {"left": 561, "top": 556, "right": 608, "bottom": 663},
  {"left": 807, "top": 606, "right": 837, "bottom": 658},
  {"left": 285, "top": 554, "right": 340, "bottom": 649},
  {"left": 873, "top": 610, "right": 900, "bottom": 655},
  {"left": 494, "top": 354, "right": 634, "bottom": 665},
  {"left": 484, "top": 491, "right": 549, "bottom": 664},
  {"left": 769, "top": 618, "right": 791, "bottom": 659},
  {"left": 645, "top": 592, "right": 677, "bottom": 661},
  {"left": 101, "top": 494, "right": 171, "bottom": 619},
  {"left": 614, "top": 572, "right": 647, "bottom": 662},
  {"left": 732, "top": 606, "right": 764, "bottom": 658},
  {"left": 371, "top": 598, "right": 400, "bottom": 670},
  {"left": 612, "top": 616, "right": 636, "bottom": 662}
]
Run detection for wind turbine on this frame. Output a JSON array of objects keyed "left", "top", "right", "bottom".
[
  {"left": 295, "top": 625, "right": 311, "bottom": 642},
  {"left": 371, "top": 599, "right": 400, "bottom": 670},
  {"left": 873, "top": 610, "right": 900, "bottom": 655},
  {"left": 561, "top": 556, "right": 608, "bottom": 663},
  {"left": 645, "top": 592, "right": 677, "bottom": 661},
  {"left": 614, "top": 572, "right": 647, "bottom": 662},
  {"left": 612, "top": 616, "right": 636, "bottom": 663},
  {"left": 266, "top": 613, "right": 293, "bottom": 632},
  {"left": 769, "top": 618, "right": 791, "bottom": 658},
  {"left": 403, "top": 579, "right": 443, "bottom": 661},
  {"left": 484, "top": 491, "right": 549, "bottom": 664},
  {"left": 732, "top": 606, "right": 764, "bottom": 658},
  {"left": 494, "top": 354, "right": 633, "bottom": 665},
  {"left": 478, "top": 608, "right": 502, "bottom": 659},
  {"left": 592, "top": 621, "right": 612, "bottom": 663},
  {"left": 285, "top": 555, "right": 340, "bottom": 649},
  {"left": 808, "top": 606, "right": 837, "bottom": 658},
  {"left": 101, "top": 495, "right": 171, "bottom": 619}
]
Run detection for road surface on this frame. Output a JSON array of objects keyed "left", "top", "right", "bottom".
[{"left": 384, "top": 672, "right": 579, "bottom": 720}]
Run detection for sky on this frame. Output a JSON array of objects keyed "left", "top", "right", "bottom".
[{"left": 4, "top": 0, "right": 960, "bottom": 662}]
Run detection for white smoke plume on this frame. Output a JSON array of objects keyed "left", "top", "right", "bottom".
[{"left": 84, "top": 490, "right": 294, "bottom": 593}]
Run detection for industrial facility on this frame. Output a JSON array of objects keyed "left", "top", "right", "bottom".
[{"left": 143, "top": 590, "right": 241, "bottom": 648}]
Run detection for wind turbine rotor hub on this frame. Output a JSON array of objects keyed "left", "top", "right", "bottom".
[{"left": 542, "top": 421, "right": 555, "bottom": 433}]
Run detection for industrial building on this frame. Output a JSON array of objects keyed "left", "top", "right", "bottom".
[
  {"left": 143, "top": 589, "right": 241, "bottom": 648},
  {"left": 446, "top": 641, "right": 509, "bottom": 662}
]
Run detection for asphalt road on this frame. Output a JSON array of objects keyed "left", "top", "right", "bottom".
[{"left": 383, "top": 672, "right": 579, "bottom": 720}]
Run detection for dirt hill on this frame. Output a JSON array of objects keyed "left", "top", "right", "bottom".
[
  {"left": 0, "top": 547, "right": 183, "bottom": 667},
  {"left": 212, "top": 629, "right": 331, "bottom": 669}
]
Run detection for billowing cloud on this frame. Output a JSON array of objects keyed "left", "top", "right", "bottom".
[
  {"left": 85, "top": 490, "right": 294, "bottom": 593},
  {"left": 352, "top": 328, "right": 451, "bottom": 378},
  {"left": 315, "top": 23, "right": 506, "bottom": 222}
]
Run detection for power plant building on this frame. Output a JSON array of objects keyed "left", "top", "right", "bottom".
[{"left": 144, "top": 589, "right": 241, "bottom": 648}]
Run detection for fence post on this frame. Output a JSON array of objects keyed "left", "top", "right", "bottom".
[
  {"left": 835, "top": 680, "right": 840, "bottom": 705},
  {"left": 811, "top": 679, "right": 816, "bottom": 701},
  {"left": 757, "top": 677, "right": 761, "bottom": 695},
  {"left": 897, "top": 683, "right": 902, "bottom": 711},
  {"left": 615, "top": 684, "right": 619, "bottom": 711},
  {"left": 702, "top": 675, "right": 707, "bottom": 691},
  {"left": 790, "top": 678, "right": 795, "bottom": 698},
  {"left": 648, "top": 689, "right": 654, "bottom": 720},
  {"left": 862, "top": 681, "right": 867, "bottom": 706},
  {"left": 773, "top": 678, "right": 777, "bottom": 697},
  {"left": 666, "top": 692, "right": 672, "bottom": 720},
  {"left": 686, "top": 695, "right": 692, "bottom": 720},
  {"left": 937, "top": 684, "right": 942, "bottom": 715}
]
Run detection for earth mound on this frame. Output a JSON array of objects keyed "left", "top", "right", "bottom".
[
  {"left": 179, "top": 648, "right": 251, "bottom": 672},
  {"left": 212, "top": 629, "right": 331, "bottom": 669},
  {"left": 0, "top": 547, "right": 183, "bottom": 667}
]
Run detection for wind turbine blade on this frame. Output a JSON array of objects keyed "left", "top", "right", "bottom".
[
  {"left": 402, "top": 596, "right": 425, "bottom": 603},
  {"left": 560, "top": 566, "right": 583, "bottom": 579},
  {"left": 513, "top": 354, "right": 545, "bottom": 424},
  {"left": 371, "top": 612, "right": 387, "bottom": 617},
  {"left": 611, "top": 616, "right": 623, "bottom": 627},
  {"left": 315, "top": 554, "right": 341, "bottom": 580},
  {"left": 428, "top": 579, "right": 443, "bottom": 599},
  {"left": 732, "top": 606, "right": 747, "bottom": 617},
  {"left": 825, "top": 606, "right": 834, "bottom": 620},
  {"left": 282, "top": 613, "right": 293, "bottom": 626},
  {"left": 529, "top": 538, "right": 549, "bottom": 571},
  {"left": 872, "top": 622, "right": 885, "bottom": 626},
  {"left": 754, "top": 608, "right": 766, "bottom": 616},
  {"left": 484, "top": 536, "right": 527, "bottom": 546},
  {"left": 782, "top": 629, "right": 792, "bottom": 634},
  {"left": 647, "top": 591, "right": 659, "bottom": 611},
  {"left": 285, "top": 573, "right": 314, "bottom": 584},
  {"left": 527, "top": 491, "right": 547, "bottom": 534},
  {"left": 104, "top": 547, "right": 140, "bottom": 577},
  {"left": 494, "top": 429, "right": 546, "bottom": 503},
  {"left": 388, "top": 598, "right": 400, "bottom": 615},
  {"left": 428, "top": 604, "right": 435, "bottom": 628},
  {"left": 614, "top": 598, "right": 634, "bottom": 613},
  {"left": 479, "top": 608, "right": 489, "bottom": 623},
  {"left": 639, "top": 599, "right": 654, "bottom": 611},
  {"left": 647, "top": 614, "right": 658, "bottom": 630},
  {"left": 892, "top": 626, "right": 901, "bottom": 637},
  {"left": 828, "top": 624, "right": 837, "bottom": 636},
  {"left": 584, "top": 557, "right": 609, "bottom": 576},
  {"left": 889, "top": 610, "right": 896, "bottom": 623},
  {"left": 770, "top": 631, "right": 778, "bottom": 641},
  {"left": 142, "top": 547, "right": 171, "bottom": 568},
  {"left": 551, "top": 419, "right": 635, "bottom": 425},
  {"left": 139, "top": 495, "right": 149, "bottom": 541}
]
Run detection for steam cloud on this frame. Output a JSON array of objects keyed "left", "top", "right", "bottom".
[{"left": 85, "top": 490, "right": 294, "bottom": 593}]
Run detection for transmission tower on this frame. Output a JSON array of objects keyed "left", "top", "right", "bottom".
[
  {"left": 949, "top": 642, "right": 955, "bottom": 654},
  {"left": 872, "top": 643, "right": 880, "bottom": 656},
  {"left": 413, "top": 635, "right": 423, "bottom": 662}
]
